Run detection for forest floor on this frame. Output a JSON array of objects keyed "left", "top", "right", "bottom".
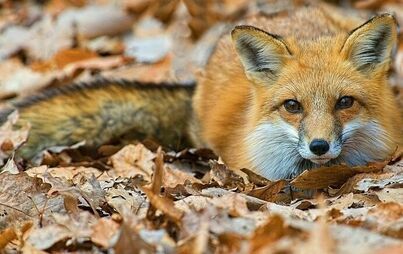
[{"left": 0, "top": 0, "right": 402, "bottom": 253}]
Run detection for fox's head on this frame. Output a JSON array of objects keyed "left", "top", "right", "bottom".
[{"left": 231, "top": 14, "right": 400, "bottom": 179}]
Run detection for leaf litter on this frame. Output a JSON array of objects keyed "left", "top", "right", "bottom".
[{"left": 0, "top": 0, "right": 402, "bottom": 253}]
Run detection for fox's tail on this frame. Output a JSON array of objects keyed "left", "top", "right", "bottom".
[{"left": 0, "top": 78, "right": 195, "bottom": 160}]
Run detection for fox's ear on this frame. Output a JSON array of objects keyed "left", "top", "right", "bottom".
[
  {"left": 231, "top": 25, "right": 291, "bottom": 84},
  {"left": 341, "top": 14, "right": 398, "bottom": 73}
]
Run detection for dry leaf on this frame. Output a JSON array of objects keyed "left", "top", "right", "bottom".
[
  {"left": 113, "top": 222, "right": 154, "bottom": 254},
  {"left": 86, "top": 36, "right": 125, "bottom": 55},
  {"left": 177, "top": 221, "right": 209, "bottom": 254},
  {"left": 210, "top": 193, "right": 250, "bottom": 217},
  {"left": 101, "top": 55, "right": 174, "bottom": 83},
  {"left": 216, "top": 232, "right": 246, "bottom": 254},
  {"left": 26, "top": 165, "right": 103, "bottom": 184},
  {"left": 291, "top": 163, "right": 385, "bottom": 189},
  {"left": 0, "top": 227, "right": 17, "bottom": 249},
  {"left": 355, "top": 174, "right": 403, "bottom": 192},
  {"left": 91, "top": 217, "right": 120, "bottom": 249},
  {"left": 384, "top": 159, "right": 403, "bottom": 174},
  {"left": 210, "top": 161, "right": 245, "bottom": 190},
  {"left": 375, "top": 188, "right": 403, "bottom": 203},
  {"left": 0, "top": 111, "right": 30, "bottom": 163},
  {"left": 57, "top": 5, "right": 135, "bottom": 39},
  {"left": 294, "top": 217, "right": 336, "bottom": 254},
  {"left": 337, "top": 173, "right": 395, "bottom": 195},
  {"left": 241, "top": 168, "right": 272, "bottom": 186},
  {"left": 30, "top": 48, "right": 98, "bottom": 72},
  {"left": 124, "top": 32, "right": 172, "bottom": 63},
  {"left": 250, "top": 214, "right": 303, "bottom": 253},
  {"left": 0, "top": 172, "right": 65, "bottom": 230},
  {"left": 1, "top": 157, "right": 20, "bottom": 174},
  {"left": 27, "top": 224, "right": 71, "bottom": 250},
  {"left": 151, "top": 147, "right": 164, "bottom": 194},
  {"left": 27, "top": 212, "right": 96, "bottom": 250},
  {"left": 142, "top": 187, "right": 184, "bottom": 223},
  {"left": 247, "top": 180, "right": 287, "bottom": 202},
  {"left": 109, "top": 144, "right": 155, "bottom": 181}
]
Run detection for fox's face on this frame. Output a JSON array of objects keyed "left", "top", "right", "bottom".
[{"left": 232, "top": 14, "right": 398, "bottom": 179}]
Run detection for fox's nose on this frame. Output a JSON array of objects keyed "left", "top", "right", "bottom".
[{"left": 309, "top": 139, "right": 330, "bottom": 156}]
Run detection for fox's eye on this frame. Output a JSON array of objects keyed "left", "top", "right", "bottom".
[
  {"left": 336, "top": 96, "right": 354, "bottom": 110},
  {"left": 284, "top": 100, "right": 302, "bottom": 113}
]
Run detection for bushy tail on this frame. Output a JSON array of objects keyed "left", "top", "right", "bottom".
[{"left": 1, "top": 78, "right": 194, "bottom": 160}]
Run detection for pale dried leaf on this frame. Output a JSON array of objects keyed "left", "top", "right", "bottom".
[
  {"left": 91, "top": 218, "right": 120, "bottom": 249},
  {"left": 0, "top": 111, "right": 30, "bottom": 163},
  {"left": 113, "top": 222, "right": 154, "bottom": 254},
  {"left": 105, "top": 186, "right": 148, "bottom": 217},
  {"left": 1, "top": 157, "right": 20, "bottom": 174},
  {"left": 109, "top": 144, "right": 155, "bottom": 181},
  {"left": 375, "top": 188, "right": 403, "bottom": 203},
  {"left": 163, "top": 165, "right": 202, "bottom": 189},
  {"left": 0, "top": 172, "right": 65, "bottom": 230},
  {"left": 355, "top": 174, "right": 403, "bottom": 192},
  {"left": 27, "top": 224, "right": 71, "bottom": 250}
]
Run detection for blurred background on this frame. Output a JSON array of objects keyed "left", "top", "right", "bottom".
[{"left": 0, "top": 0, "right": 402, "bottom": 104}]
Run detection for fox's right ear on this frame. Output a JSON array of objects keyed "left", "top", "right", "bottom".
[
  {"left": 341, "top": 14, "right": 398, "bottom": 74},
  {"left": 231, "top": 26, "right": 292, "bottom": 84}
]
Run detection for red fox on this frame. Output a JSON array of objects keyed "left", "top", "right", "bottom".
[{"left": 1, "top": 5, "right": 402, "bottom": 180}]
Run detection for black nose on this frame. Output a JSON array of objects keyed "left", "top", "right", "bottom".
[{"left": 309, "top": 139, "right": 330, "bottom": 156}]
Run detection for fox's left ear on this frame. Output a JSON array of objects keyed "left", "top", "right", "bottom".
[{"left": 341, "top": 14, "right": 398, "bottom": 73}]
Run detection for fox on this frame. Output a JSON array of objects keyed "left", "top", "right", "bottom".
[{"left": 1, "top": 5, "right": 402, "bottom": 180}]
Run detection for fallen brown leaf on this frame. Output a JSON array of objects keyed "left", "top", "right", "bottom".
[
  {"left": 26, "top": 165, "right": 103, "bottom": 184},
  {"left": 45, "top": 0, "right": 86, "bottom": 16},
  {"left": 211, "top": 193, "right": 250, "bottom": 217},
  {"left": 151, "top": 147, "right": 164, "bottom": 194},
  {"left": 113, "top": 222, "right": 154, "bottom": 254},
  {"left": 241, "top": 168, "right": 272, "bottom": 186},
  {"left": 163, "top": 166, "right": 203, "bottom": 189},
  {"left": 336, "top": 173, "right": 394, "bottom": 195},
  {"left": 177, "top": 221, "right": 209, "bottom": 254},
  {"left": 246, "top": 180, "right": 287, "bottom": 202},
  {"left": 210, "top": 161, "right": 245, "bottom": 190},
  {"left": 101, "top": 55, "right": 174, "bottom": 83},
  {"left": 105, "top": 186, "right": 148, "bottom": 217},
  {"left": 142, "top": 187, "right": 184, "bottom": 224},
  {"left": 91, "top": 217, "right": 120, "bottom": 249},
  {"left": 250, "top": 214, "right": 304, "bottom": 253},
  {"left": 294, "top": 217, "right": 336, "bottom": 254},
  {"left": 0, "top": 172, "right": 65, "bottom": 230},
  {"left": 26, "top": 212, "right": 96, "bottom": 250},
  {"left": 0, "top": 227, "right": 16, "bottom": 249},
  {"left": 355, "top": 174, "right": 402, "bottom": 192},
  {"left": 291, "top": 163, "right": 385, "bottom": 190},
  {"left": 30, "top": 48, "right": 98, "bottom": 72},
  {"left": 109, "top": 144, "right": 155, "bottom": 181},
  {"left": 375, "top": 188, "right": 403, "bottom": 203},
  {"left": 216, "top": 232, "right": 246, "bottom": 254},
  {"left": 353, "top": 0, "right": 396, "bottom": 9}
]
